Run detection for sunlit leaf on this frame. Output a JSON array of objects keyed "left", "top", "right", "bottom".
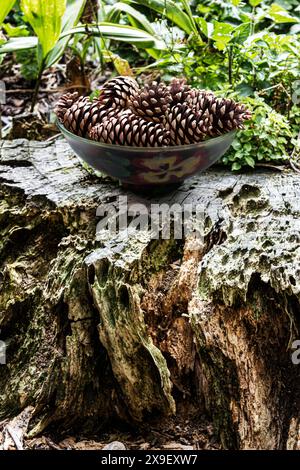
[
  {"left": 268, "top": 4, "right": 300, "bottom": 23},
  {"left": 0, "top": 0, "right": 16, "bottom": 26},
  {"left": 3, "top": 22, "right": 30, "bottom": 37},
  {"left": 249, "top": 0, "right": 261, "bottom": 6},
  {"left": 245, "top": 156, "right": 255, "bottom": 167},
  {"left": 211, "top": 21, "right": 234, "bottom": 50},
  {"left": 20, "top": 0, "right": 66, "bottom": 59},
  {"left": 46, "top": 0, "right": 87, "bottom": 67}
]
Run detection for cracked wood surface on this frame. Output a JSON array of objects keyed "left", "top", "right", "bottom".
[{"left": 0, "top": 138, "right": 300, "bottom": 449}]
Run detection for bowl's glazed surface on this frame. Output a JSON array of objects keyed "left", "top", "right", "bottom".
[{"left": 57, "top": 121, "right": 236, "bottom": 186}]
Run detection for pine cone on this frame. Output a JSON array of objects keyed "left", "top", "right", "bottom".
[
  {"left": 188, "top": 90, "right": 252, "bottom": 136},
  {"left": 89, "top": 110, "right": 170, "bottom": 147},
  {"left": 205, "top": 98, "right": 252, "bottom": 136},
  {"left": 55, "top": 76, "right": 252, "bottom": 146},
  {"left": 54, "top": 92, "right": 79, "bottom": 122},
  {"left": 186, "top": 89, "right": 215, "bottom": 110},
  {"left": 168, "top": 78, "right": 191, "bottom": 106},
  {"left": 166, "top": 104, "right": 209, "bottom": 145},
  {"left": 63, "top": 96, "right": 121, "bottom": 137},
  {"left": 98, "top": 76, "right": 139, "bottom": 108},
  {"left": 129, "top": 81, "right": 172, "bottom": 123}
]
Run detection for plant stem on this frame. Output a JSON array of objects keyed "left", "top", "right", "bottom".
[
  {"left": 31, "top": 61, "right": 45, "bottom": 112},
  {"left": 251, "top": 9, "right": 254, "bottom": 35},
  {"left": 228, "top": 46, "right": 233, "bottom": 86}
]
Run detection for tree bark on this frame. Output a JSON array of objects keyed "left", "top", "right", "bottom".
[{"left": 0, "top": 138, "right": 299, "bottom": 449}]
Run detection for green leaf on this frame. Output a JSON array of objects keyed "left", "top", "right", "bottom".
[
  {"left": 232, "top": 23, "right": 251, "bottom": 45},
  {"left": 45, "top": 0, "right": 87, "bottom": 67},
  {"left": 211, "top": 21, "right": 234, "bottom": 50},
  {"left": 196, "top": 17, "right": 213, "bottom": 38},
  {"left": 0, "top": 0, "right": 16, "bottom": 26},
  {"left": 231, "top": 0, "right": 241, "bottom": 5},
  {"left": 245, "top": 156, "right": 256, "bottom": 167},
  {"left": 102, "top": 50, "right": 133, "bottom": 76},
  {"left": 232, "top": 162, "right": 242, "bottom": 171},
  {"left": 235, "top": 83, "right": 254, "bottom": 97},
  {"left": 3, "top": 22, "right": 30, "bottom": 37},
  {"left": 232, "top": 140, "right": 241, "bottom": 150},
  {"left": 61, "top": 23, "right": 166, "bottom": 50},
  {"left": 107, "top": 2, "right": 155, "bottom": 35},
  {"left": 268, "top": 4, "right": 300, "bottom": 23},
  {"left": 180, "top": 0, "right": 198, "bottom": 34},
  {"left": 249, "top": 0, "right": 261, "bottom": 6},
  {"left": 20, "top": 0, "right": 66, "bottom": 59},
  {"left": 127, "top": 0, "right": 194, "bottom": 35},
  {"left": 0, "top": 36, "right": 38, "bottom": 53}
]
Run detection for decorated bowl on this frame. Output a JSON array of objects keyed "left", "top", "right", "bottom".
[{"left": 57, "top": 121, "right": 236, "bottom": 187}]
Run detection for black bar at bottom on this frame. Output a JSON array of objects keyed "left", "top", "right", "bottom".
[{"left": 0, "top": 450, "right": 299, "bottom": 466}]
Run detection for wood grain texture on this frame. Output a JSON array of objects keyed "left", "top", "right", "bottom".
[{"left": 0, "top": 138, "right": 299, "bottom": 448}]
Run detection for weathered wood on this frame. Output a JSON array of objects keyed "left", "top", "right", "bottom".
[{"left": 0, "top": 138, "right": 299, "bottom": 449}]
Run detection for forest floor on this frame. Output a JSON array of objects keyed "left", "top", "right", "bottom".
[
  {"left": 0, "top": 58, "right": 111, "bottom": 140},
  {"left": 0, "top": 412, "right": 220, "bottom": 450}
]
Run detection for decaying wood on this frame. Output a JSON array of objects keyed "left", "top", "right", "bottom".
[{"left": 0, "top": 138, "right": 299, "bottom": 449}]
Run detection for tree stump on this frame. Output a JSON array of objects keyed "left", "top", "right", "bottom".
[{"left": 0, "top": 138, "right": 300, "bottom": 449}]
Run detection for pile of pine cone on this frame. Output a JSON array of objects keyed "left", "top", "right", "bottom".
[{"left": 55, "top": 76, "right": 251, "bottom": 147}]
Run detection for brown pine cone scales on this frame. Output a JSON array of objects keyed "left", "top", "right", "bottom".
[
  {"left": 98, "top": 76, "right": 139, "bottom": 108},
  {"left": 188, "top": 90, "right": 252, "bottom": 137},
  {"left": 90, "top": 111, "right": 170, "bottom": 147},
  {"left": 168, "top": 78, "right": 191, "bottom": 106},
  {"left": 128, "top": 81, "right": 172, "bottom": 123},
  {"left": 63, "top": 97, "right": 121, "bottom": 137},
  {"left": 54, "top": 91, "right": 79, "bottom": 122},
  {"left": 55, "top": 75, "right": 251, "bottom": 147},
  {"left": 167, "top": 104, "right": 209, "bottom": 145}
]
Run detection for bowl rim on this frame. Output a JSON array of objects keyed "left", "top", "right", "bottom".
[{"left": 56, "top": 119, "right": 236, "bottom": 153}]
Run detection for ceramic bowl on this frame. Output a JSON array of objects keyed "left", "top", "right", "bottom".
[{"left": 57, "top": 121, "right": 236, "bottom": 187}]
